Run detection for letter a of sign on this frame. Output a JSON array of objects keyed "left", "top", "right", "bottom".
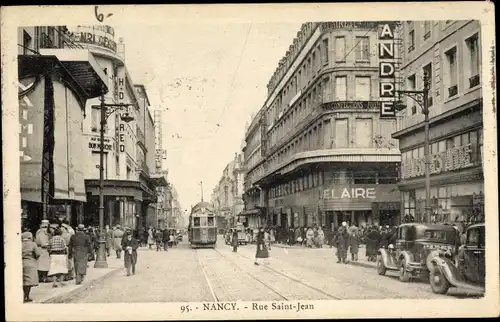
[{"left": 379, "top": 24, "right": 394, "bottom": 39}]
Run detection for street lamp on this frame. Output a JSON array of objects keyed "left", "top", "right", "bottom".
[
  {"left": 394, "top": 71, "right": 431, "bottom": 223},
  {"left": 92, "top": 93, "right": 134, "bottom": 269}
]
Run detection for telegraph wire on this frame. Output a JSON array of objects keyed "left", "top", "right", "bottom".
[{"left": 218, "top": 23, "right": 253, "bottom": 127}]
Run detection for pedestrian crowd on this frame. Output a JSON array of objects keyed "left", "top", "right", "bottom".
[
  {"left": 139, "top": 226, "right": 178, "bottom": 251},
  {"left": 21, "top": 219, "right": 144, "bottom": 303}
]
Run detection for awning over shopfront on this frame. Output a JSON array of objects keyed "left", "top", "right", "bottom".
[
  {"left": 38, "top": 49, "right": 108, "bottom": 99},
  {"left": 85, "top": 179, "right": 148, "bottom": 202}
]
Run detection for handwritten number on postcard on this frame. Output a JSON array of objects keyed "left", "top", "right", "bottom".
[{"left": 94, "top": 6, "right": 104, "bottom": 22}]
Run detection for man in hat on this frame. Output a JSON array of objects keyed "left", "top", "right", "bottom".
[
  {"left": 68, "top": 224, "right": 91, "bottom": 285},
  {"left": 35, "top": 220, "right": 51, "bottom": 282},
  {"left": 121, "top": 228, "right": 139, "bottom": 276}
]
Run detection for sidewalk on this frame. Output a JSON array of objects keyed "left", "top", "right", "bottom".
[{"left": 31, "top": 255, "right": 123, "bottom": 303}]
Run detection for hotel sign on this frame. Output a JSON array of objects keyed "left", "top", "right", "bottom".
[
  {"left": 322, "top": 187, "right": 376, "bottom": 200},
  {"left": 401, "top": 144, "right": 475, "bottom": 179},
  {"left": 71, "top": 25, "right": 117, "bottom": 52},
  {"left": 378, "top": 23, "right": 396, "bottom": 117},
  {"left": 117, "top": 74, "right": 126, "bottom": 153}
]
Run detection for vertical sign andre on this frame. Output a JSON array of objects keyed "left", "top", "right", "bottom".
[{"left": 378, "top": 23, "right": 396, "bottom": 117}]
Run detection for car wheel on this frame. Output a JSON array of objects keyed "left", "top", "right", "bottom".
[
  {"left": 429, "top": 266, "right": 450, "bottom": 294},
  {"left": 399, "top": 259, "right": 411, "bottom": 283},
  {"left": 376, "top": 255, "right": 387, "bottom": 276}
]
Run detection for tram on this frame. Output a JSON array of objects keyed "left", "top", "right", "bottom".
[{"left": 188, "top": 201, "right": 217, "bottom": 248}]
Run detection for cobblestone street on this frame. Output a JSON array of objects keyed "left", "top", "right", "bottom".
[{"left": 59, "top": 236, "right": 481, "bottom": 303}]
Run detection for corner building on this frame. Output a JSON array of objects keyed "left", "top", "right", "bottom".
[
  {"left": 244, "top": 22, "right": 402, "bottom": 231},
  {"left": 392, "top": 21, "right": 484, "bottom": 226}
]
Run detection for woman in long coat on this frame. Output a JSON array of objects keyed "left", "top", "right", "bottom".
[
  {"left": 147, "top": 227, "right": 155, "bottom": 249},
  {"left": 68, "top": 224, "right": 92, "bottom": 285},
  {"left": 231, "top": 229, "right": 239, "bottom": 252},
  {"left": 122, "top": 230, "right": 139, "bottom": 276},
  {"left": 60, "top": 224, "right": 74, "bottom": 281},
  {"left": 254, "top": 227, "right": 269, "bottom": 265},
  {"left": 112, "top": 225, "right": 124, "bottom": 258},
  {"left": 317, "top": 227, "right": 325, "bottom": 248},
  {"left": 35, "top": 220, "right": 51, "bottom": 283},
  {"left": 22, "top": 232, "right": 41, "bottom": 302},
  {"left": 365, "top": 226, "right": 381, "bottom": 261}
]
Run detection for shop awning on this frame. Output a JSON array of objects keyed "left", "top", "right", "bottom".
[{"left": 39, "top": 49, "right": 108, "bottom": 99}]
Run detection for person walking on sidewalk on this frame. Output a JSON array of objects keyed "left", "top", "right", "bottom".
[
  {"left": 60, "top": 223, "right": 74, "bottom": 281},
  {"left": 348, "top": 228, "right": 360, "bottom": 262},
  {"left": 105, "top": 225, "right": 113, "bottom": 257},
  {"left": 112, "top": 225, "right": 124, "bottom": 259},
  {"left": 155, "top": 228, "right": 163, "bottom": 251},
  {"left": 333, "top": 226, "right": 349, "bottom": 264},
  {"left": 35, "top": 220, "right": 51, "bottom": 283},
  {"left": 147, "top": 227, "right": 155, "bottom": 250},
  {"left": 22, "top": 231, "right": 41, "bottom": 302},
  {"left": 162, "top": 228, "right": 169, "bottom": 251},
  {"left": 47, "top": 228, "right": 69, "bottom": 288},
  {"left": 122, "top": 229, "right": 139, "bottom": 276},
  {"left": 254, "top": 227, "right": 269, "bottom": 265},
  {"left": 231, "top": 229, "right": 239, "bottom": 252},
  {"left": 69, "top": 224, "right": 92, "bottom": 285}
]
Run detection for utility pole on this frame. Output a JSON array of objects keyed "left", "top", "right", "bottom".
[{"left": 200, "top": 181, "right": 204, "bottom": 202}]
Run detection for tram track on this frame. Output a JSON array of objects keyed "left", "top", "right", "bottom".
[
  {"left": 195, "top": 249, "right": 220, "bottom": 302},
  {"left": 210, "top": 247, "right": 342, "bottom": 301}
]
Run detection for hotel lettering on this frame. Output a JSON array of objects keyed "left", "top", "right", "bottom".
[
  {"left": 117, "top": 76, "right": 126, "bottom": 153},
  {"left": 378, "top": 23, "right": 396, "bottom": 117}
]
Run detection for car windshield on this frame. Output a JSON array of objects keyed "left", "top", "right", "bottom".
[
  {"left": 422, "top": 229, "right": 456, "bottom": 242},
  {"left": 466, "top": 226, "right": 485, "bottom": 247}
]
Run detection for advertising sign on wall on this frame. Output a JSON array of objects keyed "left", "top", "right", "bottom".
[
  {"left": 71, "top": 25, "right": 117, "bottom": 52},
  {"left": 88, "top": 135, "right": 113, "bottom": 152}
]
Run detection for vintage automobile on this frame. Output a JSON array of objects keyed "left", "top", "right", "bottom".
[
  {"left": 429, "top": 223, "right": 485, "bottom": 294},
  {"left": 377, "top": 223, "right": 460, "bottom": 283}
]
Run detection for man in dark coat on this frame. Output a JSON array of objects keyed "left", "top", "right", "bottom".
[
  {"left": 162, "top": 228, "right": 169, "bottom": 251},
  {"left": 68, "top": 224, "right": 91, "bottom": 285},
  {"left": 366, "top": 226, "right": 381, "bottom": 261},
  {"left": 122, "top": 229, "right": 139, "bottom": 276},
  {"left": 231, "top": 229, "right": 239, "bottom": 252},
  {"left": 332, "top": 227, "right": 349, "bottom": 264}
]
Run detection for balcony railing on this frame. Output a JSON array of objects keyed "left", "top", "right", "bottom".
[{"left": 469, "top": 74, "right": 480, "bottom": 88}]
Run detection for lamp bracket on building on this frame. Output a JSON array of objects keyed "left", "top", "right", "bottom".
[
  {"left": 394, "top": 90, "right": 425, "bottom": 112},
  {"left": 91, "top": 103, "right": 134, "bottom": 122}
]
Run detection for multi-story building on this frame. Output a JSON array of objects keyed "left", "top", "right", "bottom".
[
  {"left": 18, "top": 26, "right": 109, "bottom": 232},
  {"left": 392, "top": 20, "right": 483, "bottom": 227},
  {"left": 34, "top": 25, "right": 166, "bottom": 232},
  {"left": 152, "top": 109, "right": 169, "bottom": 228},
  {"left": 244, "top": 22, "right": 404, "bottom": 231},
  {"left": 211, "top": 153, "right": 245, "bottom": 229}
]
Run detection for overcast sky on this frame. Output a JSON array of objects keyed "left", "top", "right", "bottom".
[{"left": 113, "top": 22, "right": 302, "bottom": 212}]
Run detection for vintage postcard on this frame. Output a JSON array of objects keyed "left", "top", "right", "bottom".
[{"left": 2, "top": 2, "right": 498, "bottom": 321}]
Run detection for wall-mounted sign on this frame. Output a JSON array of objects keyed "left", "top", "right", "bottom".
[
  {"left": 320, "top": 184, "right": 400, "bottom": 202},
  {"left": 401, "top": 144, "right": 474, "bottom": 179},
  {"left": 71, "top": 25, "right": 117, "bottom": 52},
  {"left": 88, "top": 136, "right": 113, "bottom": 152},
  {"left": 323, "top": 101, "right": 382, "bottom": 110},
  {"left": 117, "top": 73, "right": 126, "bottom": 153},
  {"left": 378, "top": 23, "right": 396, "bottom": 117}
]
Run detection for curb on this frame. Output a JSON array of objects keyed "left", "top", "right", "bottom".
[{"left": 42, "top": 267, "right": 122, "bottom": 304}]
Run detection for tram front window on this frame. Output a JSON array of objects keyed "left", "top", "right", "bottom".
[
  {"left": 207, "top": 217, "right": 214, "bottom": 226},
  {"left": 193, "top": 217, "right": 200, "bottom": 227}
]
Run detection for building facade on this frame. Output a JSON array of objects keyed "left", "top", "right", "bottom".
[
  {"left": 54, "top": 25, "right": 164, "bottom": 232},
  {"left": 244, "top": 22, "right": 404, "bottom": 231},
  {"left": 18, "top": 26, "right": 109, "bottom": 231},
  {"left": 392, "top": 20, "right": 484, "bottom": 227},
  {"left": 211, "top": 153, "right": 245, "bottom": 229}
]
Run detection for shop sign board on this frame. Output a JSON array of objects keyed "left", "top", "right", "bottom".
[
  {"left": 401, "top": 144, "right": 474, "bottom": 179},
  {"left": 117, "top": 71, "right": 127, "bottom": 153},
  {"left": 88, "top": 135, "right": 113, "bottom": 152},
  {"left": 378, "top": 23, "right": 396, "bottom": 117},
  {"left": 71, "top": 25, "right": 117, "bottom": 52},
  {"left": 321, "top": 184, "right": 399, "bottom": 202}
]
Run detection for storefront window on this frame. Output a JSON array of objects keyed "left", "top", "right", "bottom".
[
  {"left": 402, "top": 190, "right": 416, "bottom": 220},
  {"left": 418, "top": 146, "right": 424, "bottom": 157},
  {"left": 438, "top": 140, "right": 446, "bottom": 152}
]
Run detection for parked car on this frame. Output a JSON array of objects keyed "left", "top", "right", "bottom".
[
  {"left": 377, "top": 223, "right": 460, "bottom": 283},
  {"left": 236, "top": 223, "right": 248, "bottom": 245},
  {"left": 429, "top": 223, "right": 485, "bottom": 295}
]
